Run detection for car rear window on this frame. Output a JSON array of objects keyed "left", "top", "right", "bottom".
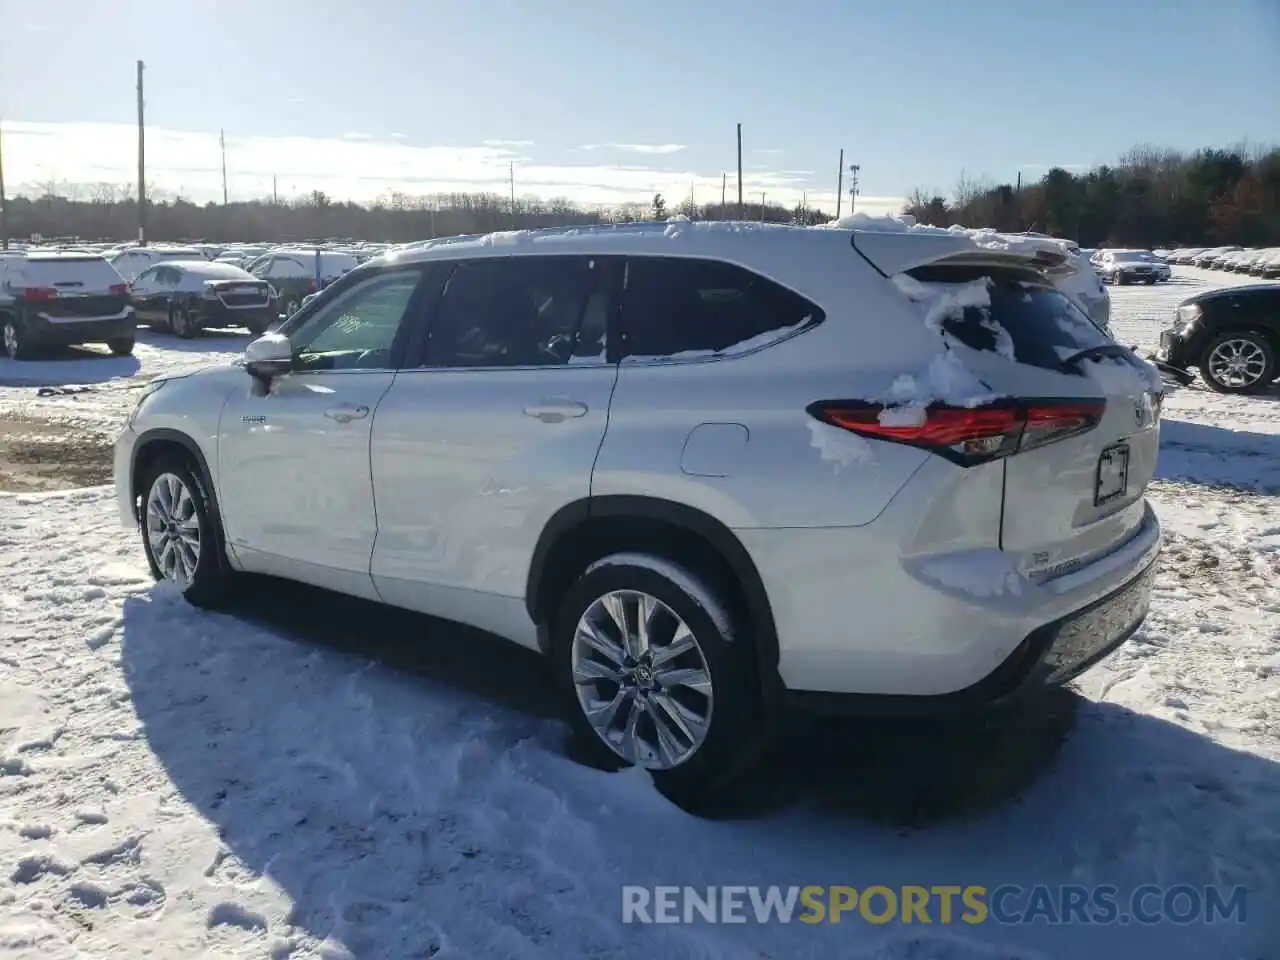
[
  {"left": 900, "top": 264, "right": 1111, "bottom": 372},
  {"left": 12, "top": 256, "right": 127, "bottom": 290}
]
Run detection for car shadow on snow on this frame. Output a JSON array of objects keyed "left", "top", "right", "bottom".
[
  {"left": 1158, "top": 416, "right": 1280, "bottom": 494},
  {"left": 0, "top": 348, "right": 142, "bottom": 387},
  {"left": 119, "top": 576, "right": 1280, "bottom": 956},
  {"left": 135, "top": 327, "right": 253, "bottom": 354}
]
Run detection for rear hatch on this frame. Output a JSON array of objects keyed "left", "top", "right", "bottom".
[
  {"left": 12, "top": 255, "right": 130, "bottom": 320},
  {"left": 901, "top": 260, "right": 1162, "bottom": 580}
]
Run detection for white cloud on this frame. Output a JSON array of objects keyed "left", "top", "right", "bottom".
[
  {"left": 581, "top": 143, "right": 686, "bottom": 155},
  {"left": 0, "top": 121, "right": 902, "bottom": 215},
  {"left": 482, "top": 139, "right": 533, "bottom": 147},
  {"left": 341, "top": 132, "right": 373, "bottom": 141},
  {"left": 752, "top": 148, "right": 785, "bottom": 156}
]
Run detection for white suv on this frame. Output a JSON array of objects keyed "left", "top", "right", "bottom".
[{"left": 113, "top": 221, "right": 1163, "bottom": 803}]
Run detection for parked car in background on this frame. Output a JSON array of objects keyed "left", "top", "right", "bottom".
[
  {"left": 129, "top": 260, "right": 278, "bottom": 338},
  {"left": 1157, "top": 284, "right": 1280, "bottom": 393},
  {"left": 0, "top": 252, "right": 136, "bottom": 359},
  {"left": 1254, "top": 250, "right": 1280, "bottom": 278},
  {"left": 1191, "top": 246, "right": 1241, "bottom": 268},
  {"left": 1169, "top": 248, "right": 1204, "bottom": 265},
  {"left": 1094, "top": 249, "right": 1171, "bottom": 285},
  {"left": 114, "top": 221, "right": 1163, "bottom": 803},
  {"left": 246, "top": 248, "right": 359, "bottom": 317},
  {"left": 110, "top": 245, "right": 212, "bottom": 282},
  {"left": 1152, "top": 249, "right": 1172, "bottom": 260}
]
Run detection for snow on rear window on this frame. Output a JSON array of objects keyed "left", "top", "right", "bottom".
[{"left": 897, "top": 267, "right": 1109, "bottom": 373}]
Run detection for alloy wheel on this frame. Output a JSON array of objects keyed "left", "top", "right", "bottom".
[
  {"left": 1207, "top": 337, "right": 1268, "bottom": 388},
  {"left": 2, "top": 321, "right": 18, "bottom": 358},
  {"left": 146, "top": 472, "right": 202, "bottom": 584},
  {"left": 571, "top": 589, "right": 714, "bottom": 770}
]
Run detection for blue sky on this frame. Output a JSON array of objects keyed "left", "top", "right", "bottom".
[{"left": 1, "top": 0, "right": 1277, "bottom": 212}]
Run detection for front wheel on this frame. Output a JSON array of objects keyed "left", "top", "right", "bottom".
[
  {"left": 1199, "top": 330, "right": 1276, "bottom": 394},
  {"left": 552, "top": 554, "right": 766, "bottom": 808},
  {"left": 107, "top": 338, "right": 135, "bottom": 356},
  {"left": 139, "top": 455, "right": 234, "bottom": 607}
]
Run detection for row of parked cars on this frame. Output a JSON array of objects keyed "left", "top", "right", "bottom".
[
  {"left": 1159, "top": 246, "right": 1280, "bottom": 277},
  {"left": 0, "top": 239, "right": 384, "bottom": 359}
]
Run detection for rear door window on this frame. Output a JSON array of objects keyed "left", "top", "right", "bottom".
[
  {"left": 620, "top": 256, "right": 822, "bottom": 360},
  {"left": 901, "top": 266, "right": 1111, "bottom": 373}
]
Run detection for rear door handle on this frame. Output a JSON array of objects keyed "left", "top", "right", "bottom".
[
  {"left": 324, "top": 404, "right": 370, "bottom": 423},
  {"left": 523, "top": 398, "right": 589, "bottom": 423}
]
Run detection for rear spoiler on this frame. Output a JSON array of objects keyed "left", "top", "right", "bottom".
[{"left": 851, "top": 229, "right": 1071, "bottom": 279}]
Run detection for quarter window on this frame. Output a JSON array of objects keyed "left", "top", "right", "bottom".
[
  {"left": 427, "top": 256, "right": 609, "bottom": 368},
  {"left": 288, "top": 269, "right": 422, "bottom": 371},
  {"left": 620, "top": 257, "right": 821, "bottom": 359}
]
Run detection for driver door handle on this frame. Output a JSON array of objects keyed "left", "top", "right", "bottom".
[
  {"left": 523, "top": 398, "right": 588, "bottom": 423},
  {"left": 324, "top": 404, "right": 370, "bottom": 423}
]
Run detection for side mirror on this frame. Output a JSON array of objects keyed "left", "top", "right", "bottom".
[{"left": 243, "top": 332, "right": 293, "bottom": 385}]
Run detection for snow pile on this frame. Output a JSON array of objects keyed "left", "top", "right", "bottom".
[
  {"left": 916, "top": 549, "right": 1024, "bottom": 598},
  {"left": 807, "top": 419, "right": 874, "bottom": 472}
]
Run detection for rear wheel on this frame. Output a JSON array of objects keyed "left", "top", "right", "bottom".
[
  {"left": 284, "top": 298, "right": 301, "bottom": 318},
  {"left": 552, "top": 553, "right": 766, "bottom": 809},
  {"left": 107, "top": 338, "right": 135, "bottom": 356},
  {"left": 170, "top": 306, "right": 198, "bottom": 339},
  {"left": 1199, "top": 330, "right": 1276, "bottom": 394},
  {"left": 1115, "top": 272, "right": 1128, "bottom": 286},
  {"left": 139, "top": 454, "right": 235, "bottom": 607},
  {"left": 2, "top": 316, "right": 33, "bottom": 360}
]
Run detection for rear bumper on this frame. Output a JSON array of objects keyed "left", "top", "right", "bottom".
[
  {"left": 786, "top": 549, "right": 1158, "bottom": 717},
  {"left": 27, "top": 309, "right": 136, "bottom": 346},
  {"left": 195, "top": 299, "right": 276, "bottom": 329},
  {"left": 744, "top": 499, "right": 1161, "bottom": 716}
]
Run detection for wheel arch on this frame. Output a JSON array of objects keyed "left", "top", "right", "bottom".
[
  {"left": 131, "top": 428, "right": 222, "bottom": 527},
  {"left": 526, "top": 495, "right": 782, "bottom": 699}
]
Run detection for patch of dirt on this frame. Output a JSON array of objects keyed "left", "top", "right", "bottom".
[{"left": 0, "top": 415, "right": 113, "bottom": 492}]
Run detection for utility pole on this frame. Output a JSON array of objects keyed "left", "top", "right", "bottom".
[
  {"left": 720, "top": 172, "right": 726, "bottom": 217},
  {"left": 848, "top": 163, "right": 861, "bottom": 216},
  {"left": 272, "top": 175, "right": 278, "bottom": 205},
  {"left": 220, "top": 129, "right": 228, "bottom": 204},
  {"left": 136, "top": 60, "right": 147, "bottom": 246},
  {"left": 760, "top": 192, "right": 766, "bottom": 222},
  {"left": 509, "top": 161, "right": 516, "bottom": 228},
  {"left": 736, "top": 123, "right": 744, "bottom": 219},
  {"left": 835, "top": 148, "right": 844, "bottom": 219},
  {"left": 0, "top": 119, "right": 8, "bottom": 250}
]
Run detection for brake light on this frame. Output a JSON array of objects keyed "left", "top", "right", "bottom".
[
  {"left": 20, "top": 286, "right": 58, "bottom": 301},
  {"left": 808, "top": 399, "right": 1106, "bottom": 466},
  {"left": 306, "top": 279, "right": 317, "bottom": 292},
  {"left": 109, "top": 283, "right": 130, "bottom": 296}
]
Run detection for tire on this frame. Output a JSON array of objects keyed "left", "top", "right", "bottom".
[
  {"left": 1199, "top": 330, "right": 1277, "bottom": 395},
  {"left": 171, "top": 306, "right": 198, "bottom": 339},
  {"left": 246, "top": 319, "right": 268, "bottom": 337},
  {"left": 551, "top": 553, "right": 766, "bottom": 809},
  {"left": 284, "top": 298, "right": 300, "bottom": 318},
  {"left": 1115, "top": 273, "right": 1128, "bottom": 286},
  {"left": 107, "top": 338, "right": 135, "bottom": 356},
  {"left": 2, "top": 316, "right": 34, "bottom": 360},
  {"left": 138, "top": 453, "right": 235, "bottom": 607}
]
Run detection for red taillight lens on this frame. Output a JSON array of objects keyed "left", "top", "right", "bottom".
[
  {"left": 109, "top": 283, "right": 130, "bottom": 296},
  {"left": 307, "top": 279, "right": 318, "bottom": 292},
  {"left": 20, "top": 286, "right": 58, "bottom": 301},
  {"left": 808, "top": 399, "right": 1106, "bottom": 466}
]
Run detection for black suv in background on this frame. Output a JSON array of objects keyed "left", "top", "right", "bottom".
[
  {"left": 0, "top": 252, "right": 137, "bottom": 359},
  {"left": 1156, "top": 284, "right": 1280, "bottom": 393}
]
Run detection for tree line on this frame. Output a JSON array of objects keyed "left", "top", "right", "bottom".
[
  {"left": 0, "top": 183, "right": 828, "bottom": 246},
  {"left": 904, "top": 144, "right": 1280, "bottom": 248}
]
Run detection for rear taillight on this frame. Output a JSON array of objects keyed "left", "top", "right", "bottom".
[
  {"left": 20, "top": 286, "right": 58, "bottom": 301},
  {"left": 808, "top": 399, "right": 1106, "bottom": 467},
  {"left": 306, "top": 279, "right": 318, "bottom": 292},
  {"left": 109, "top": 283, "right": 130, "bottom": 296}
]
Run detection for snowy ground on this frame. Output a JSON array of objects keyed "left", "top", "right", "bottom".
[{"left": 1, "top": 268, "right": 1278, "bottom": 958}]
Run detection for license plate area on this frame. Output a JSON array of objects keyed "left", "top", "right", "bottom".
[{"left": 1095, "top": 444, "right": 1130, "bottom": 506}]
